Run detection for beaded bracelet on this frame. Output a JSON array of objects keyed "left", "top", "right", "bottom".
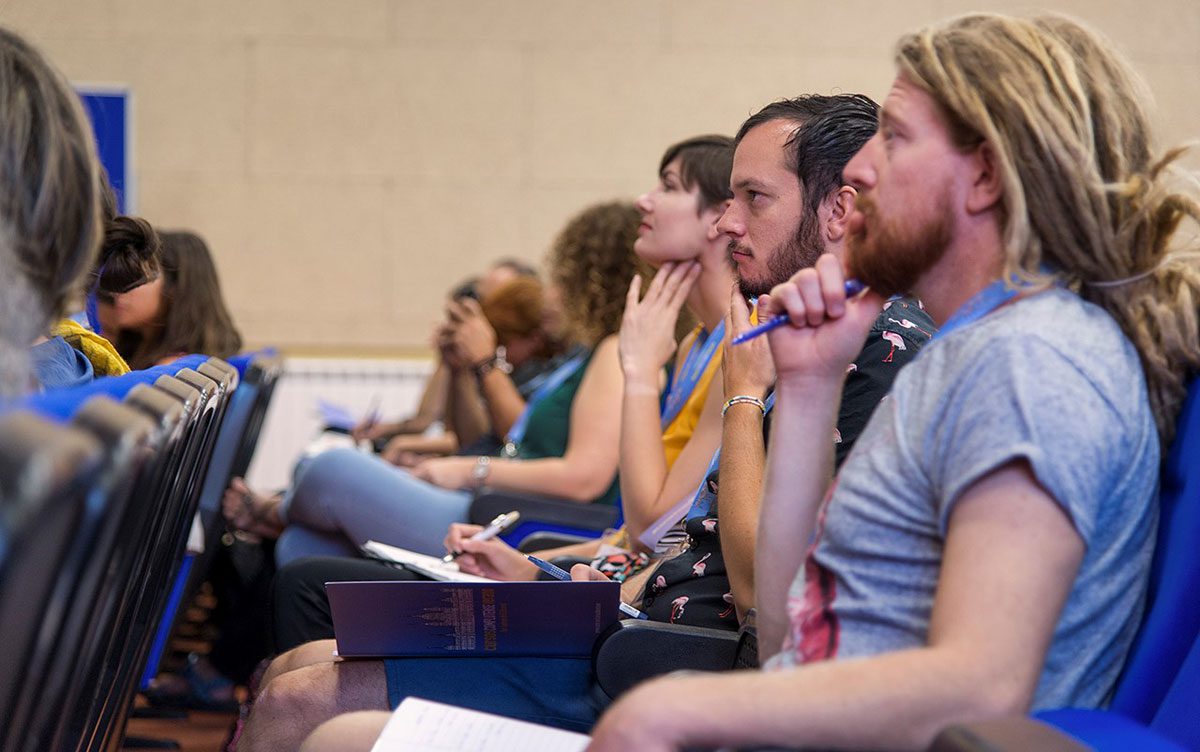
[{"left": 722, "top": 395, "right": 767, "bottom": 417}]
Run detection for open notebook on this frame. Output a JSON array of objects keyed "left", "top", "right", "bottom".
[
  {"left": 371, "top": 698, "right": 588, "bottom": 752},
  {"left": 361, "top": 540, "right": 495, "bottom": 583}
]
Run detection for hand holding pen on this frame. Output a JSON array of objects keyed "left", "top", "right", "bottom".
[
  {"left": 442, "top": 511, "right": 521, "bottom": 563},
  {"left": 350, "top": 394, "right": 384, "bottom": 442},
  {"left": 526, "top": 555, "right": 649, "bottom": 620},
  {"left": 736, "top": 257, "right": 885, "bottom": 382},
  {"left": 731, "top": 279, "right": 866, "bottom": 345}
]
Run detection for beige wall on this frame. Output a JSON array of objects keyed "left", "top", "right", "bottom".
[{"left": 2, "top": 0, "right": 1197, "bottom": 354}]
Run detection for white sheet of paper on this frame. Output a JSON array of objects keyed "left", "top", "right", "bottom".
[
  {"left": 371, "top": 697, "right": 589, "bottom": 752},
  {"left": 361, "top": 540, "right": 497, "bottom": 583}
]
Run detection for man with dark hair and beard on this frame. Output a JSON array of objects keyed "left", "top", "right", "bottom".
[{"left": 718, "top": 94, "right": 935, "bottom": 465}]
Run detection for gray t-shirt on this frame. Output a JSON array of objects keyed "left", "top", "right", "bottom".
[{"left": 765, "top": 288, "right": 1159, "bottom": 710}]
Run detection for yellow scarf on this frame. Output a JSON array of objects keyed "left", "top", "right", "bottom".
[{"left": 51, "top": 319, "right": 131, "bottom": 377}]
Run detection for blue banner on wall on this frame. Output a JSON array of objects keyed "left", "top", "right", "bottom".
[{"left": 77, "top": 87, "right": 133, "bottom": 214}]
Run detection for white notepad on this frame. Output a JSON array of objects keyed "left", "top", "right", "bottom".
[
  {"left": 371, "top": 697, "right": 589, "bottom": 752},
  {"left": 361, "top": 540, "right": 496, "bottom": 583}
]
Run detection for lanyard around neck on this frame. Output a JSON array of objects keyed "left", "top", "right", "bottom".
[
  {"left": 501, "top": 351, "right": 588, "bottom": 457},
  {"left": 934, "top": 278, "right": 1025, "bottom": 339},
  {"left": 660, "top": 319, "right": 725, "bottom": 429}
]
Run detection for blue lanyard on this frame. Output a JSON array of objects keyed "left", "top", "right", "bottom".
[
  {"left": 516, "top": 345, "right": 583, "bottom": 398},
  {"left": 684, "top": 391, "right": 775, "bottom": 522},
  {"left": 934, "top": 278, "right": 1024, "bottom": 339},
  {"left": 502, "top": 351, "right": 588, "bottom": 455},
  {"left": 661, "top": 320, "right": 724, "bottom": 429}
]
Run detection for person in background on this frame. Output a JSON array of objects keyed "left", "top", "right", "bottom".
[
  {"left": 98, "top": 228, "right": 242, "bottom": 369},
  {"left": 226, "top": 202, "right": 639, "bottom": 571},
  {"left": 381, "top": 275, "right": 561, "bottom": 465},
  {"left": 351, "top": 258, "right": 540, "bottom": 447}
]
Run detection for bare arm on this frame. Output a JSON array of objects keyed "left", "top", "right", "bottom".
[
  {"left": 445, "top": 367, "right": 491, "bottom": 447},
  {"left": 616, "top": 263, "right": 724, "bottom": 544},
  {"left": 398, "top": 360, "right": 450, "bottom": 433},
  {"left": 412, "top": 335, "right": 624, "bottom": 502},
  {"left": 352, "top": 361, "right": 451, "bottom": 442},
  {"left": 379, "top": 432, "right": 459, "bottom": 464},
  {"left": 588, "top": 461, "right": 1086, "bottom": 752},
  {"left": 447, "top": 297, "right": 528, "bottom": 439},
  {"left": 474, "top": 367, "right": 527, "bottom": 439},
  {"left": 754, "top": 373, "right": 843, "bottom": 655},
  {"left": 750, "top": 257, "right": 884, "bottom": 655},
  {"left": 483, "top": 335, "right": 623, "bottom": 500},
  {"left": 717, "top": 290, "right": 775, "bottom": 619},
  {"left": 715, "top": 411, "right": 765, "bottom": 620},
  {"left": 621, "top": 356, "right": 724, "bottom": 543}
]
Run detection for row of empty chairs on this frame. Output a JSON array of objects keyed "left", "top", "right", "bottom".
[{"left": 0, "top": 351, "right": 280, "bottom": 752}]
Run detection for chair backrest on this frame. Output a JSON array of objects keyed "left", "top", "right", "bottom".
[
  {"left": 0, "top": 412, "right": 104, "bottom": 732},
  {"left": 6, "top": 397, "right": 158, "bottom": 752},
  {"left": 231, "top": 353, "right": 283, "bottom": 478},
  {"left": 12, "top": 354, "right": 210, "bottom": 424},
  {"left": 148, "top": 374, "right": 207, "bottom": 545},
  {"left": 95, "top": 369, "right": 234, "bottom": 752},
  {"left": 74, "top": 383, "right": 194, "bottom": 752},
  {"left": 139, "top": 361, "right": 242, "bottom": 689},
  {"left": 1110, "top": 378, "right": 1200, "bottom": 721},
  {"left": 58, "top": 387, "right": 181, "bottom": 752},
  {"left": 199, "top": 357, "right": 239, "bottom": 386}
]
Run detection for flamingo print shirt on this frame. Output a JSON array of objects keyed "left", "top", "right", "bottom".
[{"left": 639, "top": 299, "right": 934, "bottom": 629}]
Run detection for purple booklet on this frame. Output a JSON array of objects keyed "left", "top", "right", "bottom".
[{"left": 326, "top": 580, "right": 621, "bottom": 657}]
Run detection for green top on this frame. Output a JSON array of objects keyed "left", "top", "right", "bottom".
[{"left": 513, "top": 347, "right": 620, "bottom": 506}]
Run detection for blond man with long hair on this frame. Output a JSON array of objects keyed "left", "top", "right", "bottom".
[{"left": 582, "top": 13, "right": 1200, "bottom": 752}]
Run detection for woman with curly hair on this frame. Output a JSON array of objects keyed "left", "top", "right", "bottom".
[{"left": 233, "top": 201, "right": 641, "bottom": 566}]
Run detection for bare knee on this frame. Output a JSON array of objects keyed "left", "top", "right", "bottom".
[
  {"left": 243, "top": 659, "right": 388, "bottom": 752},
  {"left": 261, "top": 639, "right": 339, "bottom": 688},
  {"left": 300, "top": 711, "right": 392, "bottom": 752},
  {"left": 243, "top": 666, "right": 330, "bottom": 752}
]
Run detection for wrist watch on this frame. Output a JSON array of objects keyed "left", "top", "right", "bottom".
[
  {"left": 471, "top": 455, "right": 492, "bottom": 487},
  {"left": 473, "top": 345, "right": 513, "bottom": 379}
]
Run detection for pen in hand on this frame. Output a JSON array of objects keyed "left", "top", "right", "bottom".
[
  {"left": 442, "top": 510, "right": 521, "bottom": 563},
  {"left": 731, "top": 278, "right": 866, "bottom": 346},
  {"left": 362, "top": 394, "right": 382, "bottom": 430},
  {"left": 525, "top": 555, "right": 649, "bottom": 620}
]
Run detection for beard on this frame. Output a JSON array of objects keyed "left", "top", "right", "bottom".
[
  {"left": 847, "top": 193, "right": 952, "bottom": 298},
  {"left": 733, "top": 208, "right": 825, "bottom": 297}
]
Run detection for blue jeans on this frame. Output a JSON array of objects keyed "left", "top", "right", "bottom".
[
  {"left": 276, "top": 447, "right": 472, "bottom": 567},
  {"left": 383, "top": 655, "right": 605, "bottom": 733}
]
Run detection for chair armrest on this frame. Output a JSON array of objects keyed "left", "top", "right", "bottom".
[
  {"left": 591, "top": 619, "right": 739, "bottom": 700},
  {"left": 1034, "top": 708, "right": 1189, "bottom": 752},
  {"left": 468, "top": 490, "right": 619, "bottom": 541},
  {"left": 928, "top": 718, "right": 1092, "bottom": 752}
]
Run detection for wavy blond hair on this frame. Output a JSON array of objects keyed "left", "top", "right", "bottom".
[{"left": 896, "top": 13, "right": 1200, "bottom": 445}]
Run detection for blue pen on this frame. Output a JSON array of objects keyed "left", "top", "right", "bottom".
[
  {"left": 731, "top": 278, "right": 866, "bottom": 345},
  {"left": 526, "top": 555, "right": 649, "bottom": 620}
]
